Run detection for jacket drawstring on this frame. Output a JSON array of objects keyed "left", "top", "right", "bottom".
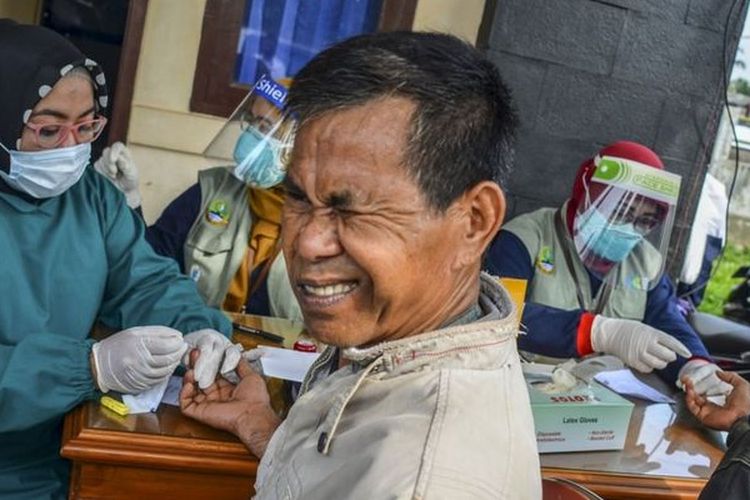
[{"left": 318, "top": 355, "right": 382, "bottom": 455}]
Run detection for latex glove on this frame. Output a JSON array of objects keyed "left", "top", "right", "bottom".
[
  {"left": 92, "top": 326, "right": 187, "bottom": 394},
  {"left": 182, "top": 329, "right": 243, "bottom": 389},
  {"left": 223, "top": 348, "right": 266, "bottom": 384},
  {"left": 677, "top": 359, "right": 733, "bottom": 396},
  {"left": 591, "top": 316, "right": 692, "bottom": 373},
  {"left": 93, "top": 141, "right": 141, "bottom": 208}
]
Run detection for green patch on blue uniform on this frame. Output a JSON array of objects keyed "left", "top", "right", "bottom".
[
  {"left": 207, "top": 199, "right": 231, "bottom": 226},
  {"left": 536, "top": 245, "right": 555, "bottom": 274}
]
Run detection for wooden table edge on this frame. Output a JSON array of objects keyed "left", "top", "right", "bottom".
[
  {"left": 542, "top": 466, "right": 708, "bottom": 498},
  {"left": 61, "top": 403, "right": 259, "bottom": 476}
]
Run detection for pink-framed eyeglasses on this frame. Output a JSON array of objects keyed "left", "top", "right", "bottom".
[{"left": 24, "top": 117, "right": 108, "bottom": 149}]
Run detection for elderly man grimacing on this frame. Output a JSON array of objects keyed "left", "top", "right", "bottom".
[{"left": 180, "top": 31, "right": 541, "bottom": 499}]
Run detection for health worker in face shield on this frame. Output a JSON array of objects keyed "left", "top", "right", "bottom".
[
  {"left": 484, "top": 141, "right": 728, "bottom": 396},
  {"left": 0, "top": 20, "right": 235, "bottom": 499},
  {"left": 96, "top": 75, "right": 301, "bottom": 320}
]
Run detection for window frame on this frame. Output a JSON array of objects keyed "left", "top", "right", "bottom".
[{"left": 190, "top": 0, "right": 417, "bottom": 118}]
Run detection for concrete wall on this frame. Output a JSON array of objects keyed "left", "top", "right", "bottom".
[
  {"left": 128, "top": 0, "right": 486, "bottom": 223},
  {"left": 482, "top": 0, "right": 747, "bottom": 275},
  {"left": 413, "top": 0, "right": 485, "bottom": 42}
]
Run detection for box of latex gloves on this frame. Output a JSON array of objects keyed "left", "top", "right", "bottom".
[{"left": 523, "top": 361, "right": 634, "bottom": 453}]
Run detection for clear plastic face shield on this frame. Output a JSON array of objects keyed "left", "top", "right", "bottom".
[
  {"left": 572, "top": 155, "right": 682, "bottom": 290},
  {"left": 204, "top": 74, "right": 295, "bottom": 188}
]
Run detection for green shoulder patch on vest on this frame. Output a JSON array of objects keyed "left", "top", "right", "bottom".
[
  {"left": 626, "top": 274, "right": 650, "bottom": 291},
  {"left": 536, "top": 245, "right": 555, "bottom": 274},
  {"left": 206, "top": 199, "right": 231, "bottom": 226}
]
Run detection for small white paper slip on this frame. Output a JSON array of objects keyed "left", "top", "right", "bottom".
[
  {"left": 260, "top": 346, "right": 321, "bottom": 382},
  {"left": 160, "top": 375, "right": 183, "bottom": 407},
  {"left": 122, "top": 377, "right": 171, "bottom": 414},
  {"left": 594, "top": 369, "right": 675, "bottom": 404}
]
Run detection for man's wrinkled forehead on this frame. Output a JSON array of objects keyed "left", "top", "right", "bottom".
[{"left": 289, "top": 97, "right": 415, "bottom": 188}]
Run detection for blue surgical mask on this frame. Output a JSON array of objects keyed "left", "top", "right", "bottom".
[
  {"left": 0, "top": 141, "right": 91, "bottom": 199},
  {"left": 574, "top": 208, "right": 643, "bottom": 263},
  {"left": 232, "top": 127, "right": 286, "bottom": 188}
]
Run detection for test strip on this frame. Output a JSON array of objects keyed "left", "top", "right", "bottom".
[{"left": 100, "top": 396, "right": 129, "bottom": 416}]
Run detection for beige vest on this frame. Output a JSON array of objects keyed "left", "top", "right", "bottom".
[
  {"left": 504, "top": 203, "right": 662, "bottom": 320},
  {"left": 183, "top": 167, "right": 301, "bottom": 320}
]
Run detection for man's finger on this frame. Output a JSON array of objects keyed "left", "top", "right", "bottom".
[
  {"left": 179, "top": 372, "right": 197, "bottom": 408},
  {"left": 192, "top": 348, "right": 201, "bottom": 366},
  {"left": 686, "top": 399, "right": 703, "bottom": 420},
  {"left": 717, "top": 370, "right": 744, "bottom": 386},
  {"left": 691, "top": 389, "right": 708, "bottom": 407},
  {"left": 236, "top": 359, "right": 255, "bottom": 378},
  {"left": 677, "top": 375, "right": 689, "bottom": 391},
  {"left": 199, "top": 379, "right": 226, "bottom": 400}
]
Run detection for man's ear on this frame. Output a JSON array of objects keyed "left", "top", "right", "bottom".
[{"left": 452, "top": 181, "right": 506, "bottom": 269}]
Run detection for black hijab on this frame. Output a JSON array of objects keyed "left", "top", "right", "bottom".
[{"left": 0, "top": 19, "right": 109, "bottom": 172}]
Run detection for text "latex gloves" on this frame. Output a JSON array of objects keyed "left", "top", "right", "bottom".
[
  {"left": 678, "top": 359, "right": 733, "bottom": 396},
  {"left": 93, "top": 141, "right": 141, "bottom": 209},
  {"left": 92, "top": 326, "right": 187, "bottom": 394},
  {"left": 183, "top": 329, "right": 243, "bottom": 389},
  {"left": 591, "top": 316, "right": 691, "bottom": 373}
]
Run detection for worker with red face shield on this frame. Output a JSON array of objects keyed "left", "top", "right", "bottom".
[{"left": 484, "top": 141, "right": 729, "bottom": 396}]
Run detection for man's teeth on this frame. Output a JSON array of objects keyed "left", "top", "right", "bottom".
[{"left": 302, "top": 283, "right": 356, "bottom": 297}]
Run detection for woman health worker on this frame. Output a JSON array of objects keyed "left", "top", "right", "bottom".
[
  {"left": 485, "top": 141, "right": 728, "bottom": 395},
  {"left": 95, "top": 75, "right": 301, "bottom": 319},
  {"left": 0, "top": 20, "right": 234, "bottom": 499}
]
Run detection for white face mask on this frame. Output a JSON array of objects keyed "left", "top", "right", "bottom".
[{"left": 0, "top": 142, "right": 91, "bottom": 199}]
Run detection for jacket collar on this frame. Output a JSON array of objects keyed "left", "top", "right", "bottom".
[{"left": 342, "top": 272, "right": 518, "bottom": 370}]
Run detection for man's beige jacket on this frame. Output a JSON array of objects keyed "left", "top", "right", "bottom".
[{"left": 255, "top": 273, "right": 541, "bottom": 499}]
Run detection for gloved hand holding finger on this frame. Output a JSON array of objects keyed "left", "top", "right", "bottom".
[
  {"left": 92, "top": 325, "right": 186, "bottom": 394},
  {"left": 242, "top": 347, "right": 268, "bottom": 371},
  {"left": 221, "top": 348, "right": 267, "bottom": 381},
  {"left": 220, "top": 343, "right": 244, "bottom": 376},
  {"left": 678, "top": 360, "right": 733, "bottom": 396},
  {"left": 183, "top": 329, "right": 234, "bottom": 389},
  {"left": 241, "top": 347, "right": 267, "bottom": 362}
]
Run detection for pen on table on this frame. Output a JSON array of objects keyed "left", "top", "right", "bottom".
[{"left": 232, "top": 322, "right": 285, "bottom": 343}]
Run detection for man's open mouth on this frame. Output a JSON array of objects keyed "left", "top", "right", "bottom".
[{"left": 299, "top": 281, "right": 358, "bottom": 298}]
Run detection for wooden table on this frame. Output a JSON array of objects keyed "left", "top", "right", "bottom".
[
  {"left": 62, "top": 314, "right": 304, "bottom": 500},
  {"left": 540, "top": 376, "right": 726, "bottom": 499}
]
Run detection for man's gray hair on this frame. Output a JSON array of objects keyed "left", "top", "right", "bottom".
[{"left": 287, "top": 31, "right": 519, "bottom": 212}]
